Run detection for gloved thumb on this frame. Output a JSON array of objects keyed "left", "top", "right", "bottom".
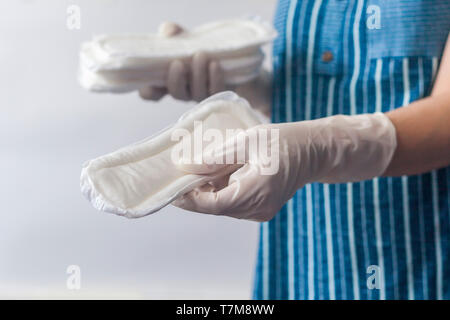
[{"left": 158, "top": 21, "right": 184, "bottom": 37}]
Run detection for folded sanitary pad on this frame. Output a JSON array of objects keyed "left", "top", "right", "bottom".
[
  {"left": 78, "top": 19, "right": 277, "bottom": 93},
  {"left": 80, "top": 92, "right": 265, "bottom": 218}
]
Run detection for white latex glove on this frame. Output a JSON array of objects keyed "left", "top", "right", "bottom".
[
  {"left": 173, "top": 113, "right": 397, "bottom": 222},
  {"left": 139, "top": 22, "right": 225, "bottom": 102},
  {"left": 139, "top": 22, "right": 273, "bottom": 116}
]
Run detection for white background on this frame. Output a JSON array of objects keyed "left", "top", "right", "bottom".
[{"left": 0, "top": 0, "right": 276, "bottom": 298}]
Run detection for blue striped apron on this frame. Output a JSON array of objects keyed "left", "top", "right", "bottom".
[{"left": 253, "top": 0, "right": 450, "bottom": 300}]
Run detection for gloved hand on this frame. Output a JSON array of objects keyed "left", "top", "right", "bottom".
[
  {"left": 139, "top": 22, "right": 273, "bottom": 117},
  {"left": 138, "top": 22, "right": 225, "bottom": 102},
  {"left": 173, "top": 113, "right": 397, "bottom": 222}
]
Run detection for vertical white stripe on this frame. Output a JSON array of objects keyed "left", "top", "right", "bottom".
[
  {"left": 287, "top": 200, "right": 295, "bottom": 300},
  {"left": 262, "top": 222, "right": 269, "bottom": 299},
  {"left": 304, "top": 0, "right": 323, "bottom": 300},
  {"left": 347, "top": 0, "right": 364, "bottom": 300},
  {"left": 362, "top": 60, "right": 370, "bottom": 113},
  {"left": 402, "top": 58, "right": 411, "bottom": 107},
  {"left": 430, "top": 56, "right": 443, "bottom": 300},
  {"left": 323, "top": 185, "right": 335, "bottom": 300},
  {"left": 401, "top": 58, "right": 414, "bottom": 300},
  {"left": 359, "top": 183, "right": 371, "bottom": 298},
  {"left": 360, "top": 58, "right": 372, "bottom": 299},
  {"left": 284, "top": 0, "right": 298, "bottom": 300},
  {"left": 295, "top": 0, "right": 309, "bottom": 120},
  {"left": 373, "top": 179, "right": 385, "bottom": 299},
  {"left": 347, "top": 183, "right": 359, "bottom": 299},
  {"left": 374, "top": 59, "right": 382, "bottom": 113},
  {"left": 324, "top": 78, "right": 336, "bottom": 300},
  {"left": 401, "top": 174, "right": 414, "bottom": 300},
  {"left": 417, "top": 58, "right": 429, "bottom": 299},
  {"left": 373, "top": 58, "right": 386, "bottom": 299},
  {"left": 432, "top": 57, "right": 438, "bottom": 81},
  {"left": 305, "top": 0, "right": 323, "bottom": 122},
  {"left": 306, "top": 185, "right": 315, "bottom": 300},
  {"left": 285, "top": 0, "right": 297, "bottom": 123},
  {"left": 432, "top": 171, "right": 443, "bottom": 300},
  {"left": 387, "top": 59, "right": 400, "bottom": 299},
  {"left": 326, "top": 78, "right": 336, "bottom": 117},
  {"left": 349, "top": 0, "right": 363, "bottom": 116}
]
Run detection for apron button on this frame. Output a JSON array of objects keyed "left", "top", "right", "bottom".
[{"left": 321, "top": 51, "right": 334, "bottom": 62}]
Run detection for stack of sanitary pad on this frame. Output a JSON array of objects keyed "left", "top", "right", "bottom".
[{"left": 78, "top": 19, "right": 277, "bottom": 93}]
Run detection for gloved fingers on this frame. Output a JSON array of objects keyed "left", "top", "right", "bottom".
[
  {"left": 150, "top": 23, "right": 225, "bottom": 103},
  {"left": 208, "top": 173, "right": 231, "bottom": 191},
  {"left": 195, "top": 183, "right": 216, "bottom": 193},
  {"left": 167, "top": 60, "right": 190, "bottom": 101},
  {"left": 157, "top": 24, "right": 224, "bottom": 102},
  {"left": 158, "top": 21, "right": 184, "bottom": 37},
  {"left": 173, "top": 164, "right": 264, "bottom": 218},
  {"left": 190, "top": 52, "right": 225, "bottom": 101},
  {"left": 172, "top": 180, "right": 240, "bottom": 215},
  {"left": 192, "top": 174, "right": 230, "bottom": 193},
  {"left": 139, "top": 22, "right": 182, "bottom": 101},
  {"left": 208, "top": 60, "right": 225, "bottom": 95},
  {"left": 138, "top": 86, "right": 167, "bottom": 101},
  {"left": 190, "top": 52, "right": 209, "bottom": 102}
]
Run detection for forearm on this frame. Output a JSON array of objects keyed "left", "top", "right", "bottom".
[
  {"left": 383, "top": 34, "right": 450, "bottom": 176},
  {"left": 384, "top": 91, "right": 450, "bottom": 176}
]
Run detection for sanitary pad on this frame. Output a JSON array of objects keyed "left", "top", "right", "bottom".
[
  {"left": 80, "top": 92, "right": 265, "bottom": 218},
  {"left": 78, "top": 19, "right": 277, "bottom": 93}
]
